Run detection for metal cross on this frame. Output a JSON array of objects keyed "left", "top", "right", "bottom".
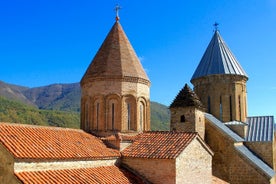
[
  {"left": 213, "top": 22, "right": 219, "bottom": 31},
  {"left": 115, "top": 4, "right": 121, "bottom": 21}
]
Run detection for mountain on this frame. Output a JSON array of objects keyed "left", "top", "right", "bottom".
[
  {"left": 23, "top": 83, "right": 81, "bottom": 112},
  {"left": 0, "top": 81, "right": 33, "bottom": 105},
  {"left": 0, "top": 81, "right": 170, "bottom": 130},
  {"left": 0, "top": 96, "right": 79, "bottom": 128}
]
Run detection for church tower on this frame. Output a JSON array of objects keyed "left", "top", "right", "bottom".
[
  {"left": 191, "top": 29, "right": 248, "bottom": 122},
  {"left": 170, "top": 84, "right": 206, "bottom": 139},
  {"left": 80, "top": 15, "right": 150, "bottom": 136}
]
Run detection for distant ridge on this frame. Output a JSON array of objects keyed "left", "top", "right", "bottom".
[{"left": 0, "top": 81, "right": 170, "bottom": 130}]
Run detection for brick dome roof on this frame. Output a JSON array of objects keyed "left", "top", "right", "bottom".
[{"left": 81, "top": 21, "right": 150, "bottom": 86}]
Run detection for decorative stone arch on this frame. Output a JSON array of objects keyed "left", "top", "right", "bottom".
[
  {"left": 92, "top": 95, "right": 105, "bottom": 131},
  {"left": 137, "top": 97, "right": 148, "bottom": 132},
  {"left": 122, "top": 95, "right": 137, "bottom": 131},
  {"left": 81, "top": 96, "right": 91, "bottom": 131},
  {"left": 105, "top": 94, "right": 121, "bottom": 131}
]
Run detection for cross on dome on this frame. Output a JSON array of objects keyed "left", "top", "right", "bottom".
[
  {"left": 115, "top": 4, "right": 121, "bottom": 21},
  {"left": 213, "top": 22, "right": 219, "bottom": 31}
]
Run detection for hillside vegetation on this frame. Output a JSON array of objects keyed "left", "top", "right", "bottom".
[
  {"left": 0, "top": 97, "right": 80, "bottom": 128},
  {"left": 0, "top": 81, "right": 170, "bottom": 130}
]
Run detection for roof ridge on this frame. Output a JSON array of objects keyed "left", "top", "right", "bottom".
[{"left": 0, "top": 122, "right": 83, "bottom": 132}]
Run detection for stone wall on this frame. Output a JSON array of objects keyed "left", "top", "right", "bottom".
[
  {"left": 81, "top": 79, "right": 150, "bottom": 133},
  {"left": 0, "top": 144, "right": 20, "bottom": 184},
  {"left": 176, "top": 138, "right": 212, "bottom": 184},
  {"left": 170, "top": 107, "right": 205, "bottom": 139},
  {"left": 226, "top": 124, "right": 247, "bottom": 139},
  {"left": 192, "top": 75, "right": 248, "bottom": 122},
  {"left": 244, "top": 142, "right": 273, "bottom": 168},
  {"left": 14, "top": 159, "right": 118, "bottom": 172},
  {"left": 205, "top": 119, "right": 274, "bottom": 184},
  {"left": 122, "top": 157, "right": 175, "bottom": 183}
]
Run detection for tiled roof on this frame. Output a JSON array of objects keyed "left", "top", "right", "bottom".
[
  {"left": 81, "top": 21, "right": 150, "bottom": 85},
  {"left": 15, "top": 166, "right": 148, "bottom": 184},
  {"left": 246, "top": 116, "right": 274, "bottom": 142},
  {"left": 191, "top": 31, "right": 248, "bottom": 81},
  {"left": 121, "top": 131, "right": 198, "bottom": 159},
  {"left": 170, "top": 83, "right": 205, "bottom": 110},
  {"left": 0, "top": 123, "right": 119, "bottom": 160}
]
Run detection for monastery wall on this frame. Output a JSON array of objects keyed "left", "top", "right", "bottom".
[
  {"left": 170, "top": 107, "right": 205, "bottom": 139},
  {"left": 122, "top": 157, "right": 175, "bottom": 183},
  {"left": 0, "top": 144, "right": 20, "bottom": 184},
  {"left": 176, "top": 138, "right": 212, "bottom": 184},
  {"left": 244, "top": 142, "right": 273, "bottom": 169},
  {"left": 205, "top": 119, "right": 273, "bottom": 184},
  {"left": 14, "top": 159, "right": 118, "bottom": 172}
]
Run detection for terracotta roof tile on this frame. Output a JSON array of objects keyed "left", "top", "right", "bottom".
[
  {"left": 121, "top": 131, "right": 197, "bottom": 159},
  {"left": 81, "top": 21, "right": 150, "bottom": 86},
  {"left": 0, "top": 123, "right": 119, "bottom": 160},
  {"left": 15, "top": 166, "right": 147, "bottom": 184}
]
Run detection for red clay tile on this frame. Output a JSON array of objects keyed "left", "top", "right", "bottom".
[
  {"left": 121, "top": 131, "right": 198, "bottom": 159},
  {"left": 0, "top": 123, "right": 119, "bottom": 160},
  {"left": 15, "top": 166, "right": 147, "bottom": 184}
]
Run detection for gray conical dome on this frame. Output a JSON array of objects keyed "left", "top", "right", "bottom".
[{"left": 191, "top": 31, "right": 248, "bottom": 81}]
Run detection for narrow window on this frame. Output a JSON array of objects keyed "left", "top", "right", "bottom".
[
  {"left": 208, "top": 96, "right": 211, "bottom": 113},
  {"left": 140, "top": 104, "right": 143, "bottom": 131},
  {"left": 127, "top": 103, "right": 131, "bottom": 130},
  {"left": 229, "top": 96, "right": 233, "bottom": 121},
  {"left": 112, "top": 103, "right": 115, "bottom": 130},
  {"left": 244, "top": 96, "right": 247, "bottom": 118},
  {"left": 180, "top": 115, "right": 186, "bottom": 122},
  {"left": 85, "top": 103, "right": 89, "bottom": 129},
  {"left": 96, "top": 103, "right": 99, "bottom": 130},
  {"left": 238, "top": 95, "right": 241, "bottom": 121},
  {"left": 219, "top": 96, "right": 223, "bottom": 120}
]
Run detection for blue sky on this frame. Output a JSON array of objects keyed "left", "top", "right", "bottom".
[{"left": 1, "top": 0, "right": 276, "bottom": 118}]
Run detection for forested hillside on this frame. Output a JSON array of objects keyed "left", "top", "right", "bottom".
[
  {"left": 0, "top": 97, "right": 80, "bottom": 128},
  {"left": 0, "top": 96, "right": 170, "bottom": 130}
]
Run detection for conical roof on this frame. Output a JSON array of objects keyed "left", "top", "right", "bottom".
[
  {"left": 81, "top": 21, "right": 150, "bottom": 85},
  {"left": 191, "top": 31, "right": 248, "bottom": 81},
  {"left": 170, "top": 84, "right": 205, "bottom": 110}
]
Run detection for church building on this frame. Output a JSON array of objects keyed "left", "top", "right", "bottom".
[{"left": 0, "top": 9, "right": 275, "bottom": 184}]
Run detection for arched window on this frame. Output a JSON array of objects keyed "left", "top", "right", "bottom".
[
  {"left": 112, "top": 103, "right": 115, "bottom": 130},
  {"left": 139, "top": 103, "right": 144, "bottom": 131},
  {"left": 127, "top": 103, "right": 131, "bottom": 130},
  {"left": 180, "top": 115, "right": 186, "bottom": 123},
  {"left": 85, "top": 103, "right": 89, "bottom": 130},
  {"left": 93, "top": 102, "right": 100, "bottom": 130}
]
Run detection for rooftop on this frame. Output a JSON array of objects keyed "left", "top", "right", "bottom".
[
  {"left": 246, "top": 116, "right": 274, "bottom": 142},
  {"left": 170, "top": 83, "right": 205, "bottom": 110},
  {"left": 0, "top": 123, "right": 119, "bottom": 160},
  {"left": 191, "top": 30, "right": 248, "bottom": 81},
  {"left": 122, "top": 131, "right": 204, "bottom": 159},
  {"left": 81, "top": 21, "right": 150, "bottom": 85},
  {"left": 15, "top": 166, "right": 148, "bottom": 184}
]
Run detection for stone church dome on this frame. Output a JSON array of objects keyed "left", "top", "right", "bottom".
[{"left": 81, "top": 21, "right": 150, "bottom": 86}]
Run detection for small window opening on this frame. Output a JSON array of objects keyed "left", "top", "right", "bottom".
[{"left": 180, "top": 115, "right": 186, "bottom": 122}]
